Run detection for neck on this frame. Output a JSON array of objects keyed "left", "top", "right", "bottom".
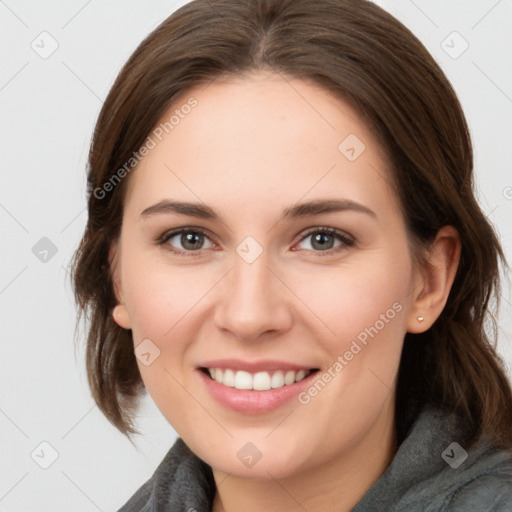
[{"left": 211, "top": 402, "right": 396, "bottom": 512}]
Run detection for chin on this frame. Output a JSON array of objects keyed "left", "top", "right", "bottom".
[{"left": 186, "top": 434, "right": 312, "bottom": 480}]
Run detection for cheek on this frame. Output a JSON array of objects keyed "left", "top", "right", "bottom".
[
  {"left": 122, "top": 251, "right": 204, "bottom": 339},
  {"left": 121, "top": 256, "right": 220, "bottom": 400},
  {"left": 123, "top": 261, "right": 204, "bottom": 424},
  {"left": 287, "top": 260, "right": 409, "bottom": 455},
  {"left": 288, "top": 254, "right": 410, "bottom": 428},
  {"left": 296, "top": 255, "right": 411, "bottom": 356}
]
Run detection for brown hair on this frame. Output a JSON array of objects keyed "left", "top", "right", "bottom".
[{"left": 71, "top": 0, "right": 512, "bottom": 448}]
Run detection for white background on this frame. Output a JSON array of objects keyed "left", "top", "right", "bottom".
[{"left": 1, "top": 1, "right": 511, "bottom": 510}]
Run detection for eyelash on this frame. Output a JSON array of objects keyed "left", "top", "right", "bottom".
[{"left": 156, "top": 226, "right": 355, "bottom": 257}]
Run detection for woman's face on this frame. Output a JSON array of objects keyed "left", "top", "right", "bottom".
[{"left": 111, "top": 71, "right": 422, "bottom": 479}]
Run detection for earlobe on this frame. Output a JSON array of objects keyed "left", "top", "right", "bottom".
[
  {"left": 407, "top": 226, "right": 461, "bottom": 333},
  {"left": 112, "top": 304, "right": 132, "bottom": 329}
]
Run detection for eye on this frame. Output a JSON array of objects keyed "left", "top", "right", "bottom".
[
  {"left": 157, "top": 227, "right": 215, "bottom": 256},
  {"left": 156, "top": 226, "right": 355, "bottom": 257},
  {"left": 294, "top": 227, "right": 355, "bottom": 254}
]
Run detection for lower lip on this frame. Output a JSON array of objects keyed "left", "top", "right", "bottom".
[{"left": 197, "top": 369, "right": 318, "bottom": 414}]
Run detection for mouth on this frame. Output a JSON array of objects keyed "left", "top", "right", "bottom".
[
  {"left": 196, "top": 359, "right": 322, "bottom": 413},
  {"left": 199, "top": 367, "right": 320, "bottom": 391}
]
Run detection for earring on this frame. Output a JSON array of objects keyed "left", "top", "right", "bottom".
[{"left": 417, "top": 316, "right": 424, "bottom": 322}]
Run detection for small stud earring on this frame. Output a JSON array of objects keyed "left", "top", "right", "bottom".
[{"left": 417, "top": 316, "right": 424, "bottom": 322}]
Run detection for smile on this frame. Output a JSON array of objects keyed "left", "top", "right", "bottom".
[{"left": 203, "top": 368, "right": 314, "bottom": 391}]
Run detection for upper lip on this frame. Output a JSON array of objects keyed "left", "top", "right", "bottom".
[{"left": 198, "top": 359, "right": 317, "bottom": 373}]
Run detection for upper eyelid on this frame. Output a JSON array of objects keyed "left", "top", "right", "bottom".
[
  {"left": 299, "top": 226, "right": 353, "bottom": 241},
  {"left": 159, "top": 227, "right": 216, "bottom": 247},
  {"left": 295, "top": 227, "right": 354, "bottom": 250}
]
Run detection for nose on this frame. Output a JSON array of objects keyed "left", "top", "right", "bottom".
[{"left": 213, "top": 250, "right": 293, "bottom": 342}]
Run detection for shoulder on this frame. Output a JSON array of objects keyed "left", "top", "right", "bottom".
[
  {"left": 442, "top": 454, "right": 512, "bottom": 511},
  {"left": 116, "top": 437, "right": 214, "bottom": 512},
  {"left": 406, "top": 440, "right": 512, "bottom": 512},
  {"left": 365, "top": 406, "right": 512, "bottom": 512},
  {"left": 117, "top": 478, "right": 152, "bottom": 512}
]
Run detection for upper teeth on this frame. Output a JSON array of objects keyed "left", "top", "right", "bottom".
[{"left": 207, "top": 368, "right": 311, "bottom": 390}]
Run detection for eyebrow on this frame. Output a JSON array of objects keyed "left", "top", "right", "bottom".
[{"left": 139, "top": 198, "right": 377, "bottom": 221}]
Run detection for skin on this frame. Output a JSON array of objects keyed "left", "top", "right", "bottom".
[{"left": 110, "top": 70, "right": 460, "bottom": 512}]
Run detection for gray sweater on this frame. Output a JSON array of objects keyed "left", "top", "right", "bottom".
[{"left": 118, "top": 406, "right": 512, "bottom": 511}]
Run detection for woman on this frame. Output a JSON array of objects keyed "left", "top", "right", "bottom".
[{"left": 71, "top": 0, "right": 512, "bottom": 510}]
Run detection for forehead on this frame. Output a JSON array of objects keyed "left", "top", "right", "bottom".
[{"left": 123, "top": 71, "right": 399, "bottom": 222}]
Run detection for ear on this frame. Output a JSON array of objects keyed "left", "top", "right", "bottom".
[
  {"left": 109, "top": 241, "right": 132, "bottom": 330},
  {"left": 407, "top": 226, "right": 461, "bottom": 333}
]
